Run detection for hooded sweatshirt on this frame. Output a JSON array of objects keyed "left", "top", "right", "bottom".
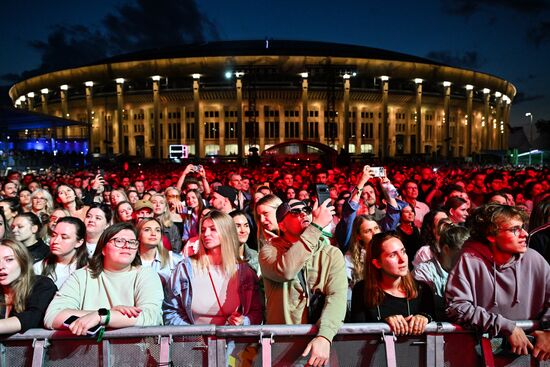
[{"left": 445, "top": 240, "right": 550, "bottom": 337}]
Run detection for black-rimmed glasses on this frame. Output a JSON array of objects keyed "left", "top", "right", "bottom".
[{"left": 109, "top": 238, "right": 140, "bottom": 249}]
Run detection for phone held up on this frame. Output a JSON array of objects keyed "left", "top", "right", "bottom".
[
  {"left": 370, "top": 166, "right": 385, "bottom": 178},
  {"left": 63, "top": 315, "right": 102, "bottom": 336},
  {"left": 315, "top": 184, "right": 331, "bottom": 205}
]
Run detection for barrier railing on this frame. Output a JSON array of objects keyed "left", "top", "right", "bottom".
[{"left": 0, "top": 321, "right": 544, "bottom": 367}]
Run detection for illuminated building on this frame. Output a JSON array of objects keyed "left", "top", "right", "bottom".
[{"left": 9, "top": 40, "right": 515, "bottom": 159}]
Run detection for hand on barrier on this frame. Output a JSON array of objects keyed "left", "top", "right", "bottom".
[
  {"left": 111, "top": 305, "right": 142, "bottom": 318},
  {"left": 68, "top": 312, "right": 101, "bottom": 336},
  {"left": 385, "top": 314, "right": 410, "bottom": 336},
  {"left": 507, "top": 327, "right": 533, "bottom": 355},
  {"left": 406, "top": 314, "right": 429, "bottom": 335},
  {"left": 533, "top": 330, "right": 550, "bottom": 361},
  {"left": 226, "top": 311, "right": 244, "bottom": 326},
  {"left": 302, "top": 336, "right": 330, "bottom": 367}
]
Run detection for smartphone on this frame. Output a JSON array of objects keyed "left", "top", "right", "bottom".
[
  {"left": 370, "top": 166, "right": 386, "bottom": 178},
  {"left": 315, "top": 184, "right": 331, "bottom": 205},
  {"left": 63, "top": 315, "right": 102, "bottom": 336}
]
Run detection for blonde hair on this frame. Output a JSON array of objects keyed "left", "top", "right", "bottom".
[
  {"left": 151, "top": 194, "right": 173, "bottom": 228},
  {"left": 0, "top": 239, "right": 35, "bottom": 312},
  {"left": 193, "top": 210, "right": 240, "bottom": 276},
  {"left": 254, "top": 194, "right": 282, "bottom": 244},
  {"left": 136, "top": 218, "right": 170, "bottom": 268}
]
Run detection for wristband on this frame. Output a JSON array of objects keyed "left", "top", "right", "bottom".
[
  {"left": 310, "top": 222, "right": 324, "bottom": 232},
  {"left": 310, "top": 222, "right": 333, "bottom": 238},
  {"left": 98, "top": 308, "right": 110, "bottom": 326}
]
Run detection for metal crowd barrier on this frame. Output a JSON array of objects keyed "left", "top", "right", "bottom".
[{"left": 0, "top": 321, "right": 546, "bottom": 367}]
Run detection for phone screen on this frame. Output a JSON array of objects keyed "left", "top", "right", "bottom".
[
  {"left": 315, "top": 184, "right": 330, "bottom": 205},
  {"left": 63, "top": 315, "right": 102, "bottom": 336},
  {"left": 63, "top": 315, "right": 79, "bottom": 327}
]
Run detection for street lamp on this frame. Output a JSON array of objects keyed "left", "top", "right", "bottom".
[{"left": 525, "top": 112, "right": 533, "bottom": 146}]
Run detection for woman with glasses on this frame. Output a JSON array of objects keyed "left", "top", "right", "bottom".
[
  {"left": 30, "top": 189, "right": 54, "bottom": 217},
  {"left": 164, "top": 210, "right": 263, "bottom": 326},
  {"left": 44, "top": 222, "right": 164, "bottom": 334},
  {"left": 350, "top": 232, "right": 434, "bottom": 335},
  {"left": 0, "top": 239, "right": 57, "bottom": 335},
  {"left": 33, "top": 217, "right": 88, "bottom": 288}
]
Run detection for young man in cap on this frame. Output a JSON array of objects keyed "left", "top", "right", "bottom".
[
  {"left": 260, "top": 199, "right": 347, "bottom": 366},
  {"left": 209, "top": 186, "right": 238, "bottom": 213},
  {"left": 133, "top": 199, "right": 155, "bottom": 223}
]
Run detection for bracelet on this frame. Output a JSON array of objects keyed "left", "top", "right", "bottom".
[
  {"left": 310, "top": 222, "right": 324, "bottom": 232},
  {"left": 310, "top": 222, "right": 334, "bottom": 238},
  {"left": 355, "top": 186, "right": 363, "bottom": 192},
  {"left": 104, "top": 309, "right": 111, "bottom": 327}
]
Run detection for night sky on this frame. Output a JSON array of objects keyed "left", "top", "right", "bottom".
[{"left": 1, "top": 0, "right": 548, "bottom": 134}]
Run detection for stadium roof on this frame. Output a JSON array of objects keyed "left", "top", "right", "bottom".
[
  {"left": 0, "top": 107, "right": 87, "bottom": 131},
  {"left": 93, "top": 40, "right": 447, "bottom": 68}
]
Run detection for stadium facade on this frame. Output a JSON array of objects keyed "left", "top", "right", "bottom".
[{"left": 8, "top": 40, "right": 515, "bottom": 159}]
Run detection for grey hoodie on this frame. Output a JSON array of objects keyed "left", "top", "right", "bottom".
[{"left": 445, "top": 240, "right": 550, "bottom": 337}]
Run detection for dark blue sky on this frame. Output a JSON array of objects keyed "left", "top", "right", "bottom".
[{"left": 1, "top": 0, "right": 548, "bottom": 132}]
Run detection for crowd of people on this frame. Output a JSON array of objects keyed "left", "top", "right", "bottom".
[{"left": 0, "top": 159, "right": 549, "bottom": 365}]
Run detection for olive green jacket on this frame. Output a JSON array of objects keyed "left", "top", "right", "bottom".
[{"left": 259, "top": 225, "right": 347, "bottom": 341}]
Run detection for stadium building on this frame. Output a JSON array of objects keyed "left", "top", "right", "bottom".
[{"left": 8, "top": 40, "right": 515, "bottom": 160}]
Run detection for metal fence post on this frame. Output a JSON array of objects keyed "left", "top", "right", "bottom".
[
  {"left": 101, "top": 339, "right": 111, "bottom": 367},
  {"left": 382, "top": 332, "right": 397, "bottom": 367},
  {"left": 31, "top": 339, "right": 48, "bottom": 367},
  {"left": 260, "top": 332, "right": 273, "bottom": 367},
  {"left": 426, "top": 334, "right": 445, "bottom": 367},
  {"left": 158, "top": 335, "right": 172, "bottom": 366}
]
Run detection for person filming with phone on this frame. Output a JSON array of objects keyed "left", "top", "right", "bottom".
[{"left": 260, "top": 198, "right": 347, "bottom": 366}]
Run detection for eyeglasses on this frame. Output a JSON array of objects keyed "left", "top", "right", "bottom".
[
  {"left": 109, "top": 238, "right": 140, "bottom": 249},
  {"left": 498, "top": 225, "right": 527, "bottom": 237},
  {"left": 288, "top": 207, "right": 312, "bottom": 216}
]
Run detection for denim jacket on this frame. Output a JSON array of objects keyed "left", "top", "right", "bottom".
[{"left": 163, "top": 257, "right": 263, "bottom": 325}]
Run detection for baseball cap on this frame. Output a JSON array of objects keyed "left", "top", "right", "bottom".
[
  {"left": 134, "top": 199, "right": 153, "bottom": 212},
  {"left": 276, "top": 200, "right": 310, "bottom": 222},
  {"left": 214, "top": 186, "right": 238, "bottom": 206}
]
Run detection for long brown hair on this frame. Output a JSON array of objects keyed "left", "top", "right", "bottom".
[
  {"left": 136, "top": 218, "right": 170, "bottom": 268},
  {"left": 0, "top": 239, "right": 35, "bottom": 312},
  {"left": 363, "top": 232, "right": 418, "bottom": 308},
  {"left": 349, "top": 214, "right": 376, "bottom": 286}
]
